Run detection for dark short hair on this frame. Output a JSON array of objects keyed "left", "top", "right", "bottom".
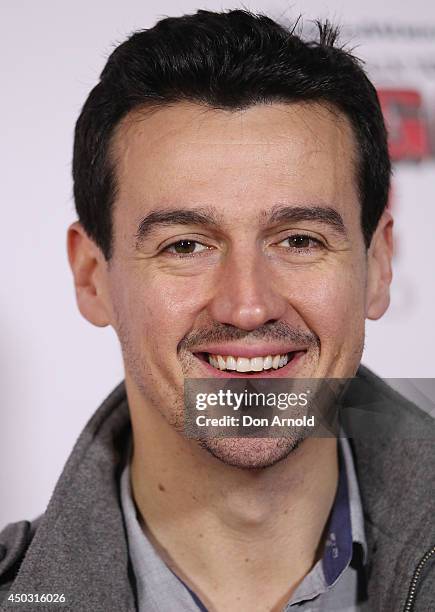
[{"left": 73, "top": 9, "right": 391, "bottom": 260}]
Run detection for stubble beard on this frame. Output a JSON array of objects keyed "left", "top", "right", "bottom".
[
  {"left": 179, "top": 346, "right": 315, "bottom": 470},
  {"left": 116, "top": 315, "right": 319, "bottom": 470},
  {"left": 197, "top": 434, "right": 306, "bottom": 469}
]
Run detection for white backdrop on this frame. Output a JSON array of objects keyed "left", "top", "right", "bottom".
[{"left": 1, "top": 0, "right": 434, "bottom": 526}]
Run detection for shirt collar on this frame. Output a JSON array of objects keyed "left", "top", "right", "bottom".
[
  {"left": 340, "top": 435, "right": 368, "bottom": 563},
  {"left": 322, "top": 435, "right": 367, "bottom": 586},
  {"left": 121, "top": 436, "right": 367, "bottom": 608}
]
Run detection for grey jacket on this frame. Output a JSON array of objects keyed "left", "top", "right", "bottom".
[{"left": 0, "top": 367, "right": 434, "bottom": 611}]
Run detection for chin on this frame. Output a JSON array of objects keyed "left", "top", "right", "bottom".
[{"left": 198, "top": 435, "right": 305, "bottom": 470}]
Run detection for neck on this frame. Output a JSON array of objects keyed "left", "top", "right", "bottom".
[{"left": 128, "top": 380, "right": 338, "bottom": 610}]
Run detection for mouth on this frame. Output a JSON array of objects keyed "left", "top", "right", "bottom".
[{"left": 193, "top": 350, "right": 306, "bottom": 378}]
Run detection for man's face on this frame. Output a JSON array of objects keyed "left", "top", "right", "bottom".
[{"left": 73, "top": 101, "right": 392, "bottom": 468}]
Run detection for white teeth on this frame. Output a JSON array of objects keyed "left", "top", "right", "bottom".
[
  {"left": 279, "top": 354, "right": 288, "bottom": 368},
  {"left": 235, "top": 357, "right": 251, "bottom": 372},
  {"left": 225, "top": 356, "right": 237, "bottom": 370},
  {"left": 263, "top": 355, "right": 273, "bottom": 370},
  {"left": 217, "top": 355, "right": 226, "bottom": 370},
  {"left": 207, "top": 353, "right": 290, "bottom": 372},
  {"left": 250, "top": 357, "right": 264, "bottom": 372}
]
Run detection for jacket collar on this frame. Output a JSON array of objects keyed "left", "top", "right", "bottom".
[{"left": 343, "top": 367, "right": 435, "bottom": 608}]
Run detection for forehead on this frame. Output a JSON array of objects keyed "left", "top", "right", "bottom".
[{"left": 111, "top": 101, "right": 359, "bottom": 230}]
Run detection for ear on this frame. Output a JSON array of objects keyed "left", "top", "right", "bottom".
[
  {"left": 365, "top": 210, "right": 394, "bottom": 320},
  {"left": 67, "top": 222, "right": 112, "bottom": 327}
]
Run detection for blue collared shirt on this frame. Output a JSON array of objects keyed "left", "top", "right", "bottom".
[{"left": 120, "top": 437, "right": 368, "bottom": 611}]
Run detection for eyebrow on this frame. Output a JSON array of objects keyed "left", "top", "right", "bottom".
[
  {"left": 264, "top": 205, "right": 347, "bottom": 236},
  {"left": 134, "top": 203, "right": 347, "bottom": 248},
  {"left": 135, "top": 208, "right": 223, "bottom": 247}
]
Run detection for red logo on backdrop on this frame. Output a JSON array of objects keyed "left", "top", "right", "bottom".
[{"left": 377, "top": 89, "right": 432, "bottom": 161}]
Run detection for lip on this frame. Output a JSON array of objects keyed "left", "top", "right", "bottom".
[
  {"left": 192, "top": 350, "right": 307, "bottom": 378},
  {"left": 192, "top": 343, "right": 308, "bottom": 359}
]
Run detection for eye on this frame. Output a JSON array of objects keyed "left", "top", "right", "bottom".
[
  {"left": 164, "top": 239, "right": 210, "bottom": 256},
  {"left": 277, "top": 234, "right": 323, "bottom": 250}
]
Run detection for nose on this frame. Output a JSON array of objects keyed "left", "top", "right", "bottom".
[{"left": 206, "top": 248, "right": 288, "bottom": 331}]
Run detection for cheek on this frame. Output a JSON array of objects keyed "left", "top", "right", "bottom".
[
  {"left": 142, "top": 274, "right": 209, "bottom": 328},
  {"left": 109, "top": 267, "right": 209, "bottom": 350},
  {"left": 283, "top": 261, "right": 367, "bottom": 344}
]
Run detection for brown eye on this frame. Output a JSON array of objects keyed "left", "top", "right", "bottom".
[
  {"left": 276, "top": 234, "right": 323, "bottom": 252},
  {"left": 288, "top": 235, "right": 311, "bottom": 248},
  {"left": 173, "top": 240, "right": 196, "bottom": 253},
  {"left": 165, "top": 240, "right": 209, "bottom": 256}
]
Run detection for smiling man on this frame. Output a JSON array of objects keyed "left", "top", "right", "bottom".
[{"left": 1, "top": 9, "right": 434, "bottom": 612}]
